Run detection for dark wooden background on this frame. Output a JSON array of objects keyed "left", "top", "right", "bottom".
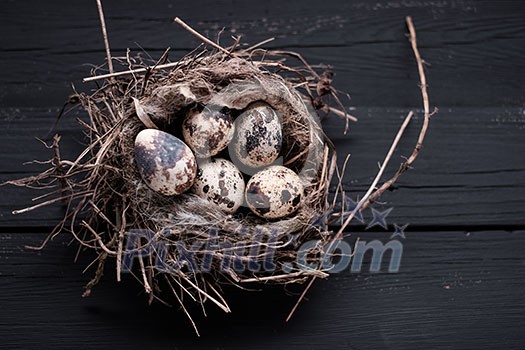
[{"left": 1, "top": 0, "right": 525, "bottom": 349}]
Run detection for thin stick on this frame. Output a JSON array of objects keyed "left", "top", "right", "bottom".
[
  {"left": 12, "top": 190, "right": 93, "bottom": 215},
  {"left": 174, "top": 17, "right": 233, "bottom": 56},
  {"left": 83, "top": 62, "right": 180, "bottom": 82},
  {"left": 81, "top": 220, "right": 118, "bottom": 255},
  {"left": 82, "top": 56, "right": 277, "bottom": 83},
  {"left": 164, "top": 276, "right": 200, "bottom": 336},
  {"left": 285, "top": 110, "right": 414, "bottom": 322},
  {"left": 115, "top": 201, "right": 128, "bottom": 282},
  {"left": 363, "top": 16, "right": 433, "bottom": 207},
  {"left": 285, "top": 275, "right": 316, "bottom": 322},
  {"left": 207, "top": 283, "right": 231, "bottom": 313},
  {"left": 244, "top": 37, "right": 275, "bottom": 52},
  {"left": 138, "top": 251, "right": 152, "bottom": 294},
  {"left": 335, "top": 111, "right": 414, "bottom": 237},
  {"left": 241, "top": 270, "right": 328, "bottom": 283},
  {"left": 407, "top": 16, "right": 430, "bottom": 127},
  {"left": 286, "top": 16, "right": 433, "bottom": 321},
  {"left": 96, "top": 0, "right": 114, "bottom": 74},
  {"left": 178, "top": 272, "right": 231, "bottom": 313},
  {"left": 82, "top": 252, "right": 107, "bottom": 297},
  {"left": 327, "top": 106, "right": 358, "bottom": 123},
  {"left": 332, "top": 154, "right": 351, "bottom": 208}
]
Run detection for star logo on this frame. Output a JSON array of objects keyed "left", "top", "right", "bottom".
[
  {"left": 366, "top": 207, "right": 393, "bottom": 230},
  {"left": 340, "top": 197, "right": 365, "bottom": 224},
  {"left": 390, "top": 223, "right": 408, "bottom": 239}
]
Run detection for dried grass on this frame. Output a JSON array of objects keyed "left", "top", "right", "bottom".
[{"left": 4, "top": 12, "right": 433, "bottom": 335}]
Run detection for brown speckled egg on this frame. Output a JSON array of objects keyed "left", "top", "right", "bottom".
[
  {"left": 135, "top": 129, "right": 197, "bottom": 196},
  {"left": 231, "top": 102, "right": 282, "bottom": 169},
  {"left": 245, "top": 166, "right": 303, "bottom": 219},
  {"left": 182, "top": 108, "right": 234, "bottom": 158},
  {"left": 192, "top": 158, "right": 245, "bottom": 213}
]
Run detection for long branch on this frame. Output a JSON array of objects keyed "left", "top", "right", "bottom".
[
  {"left": 286, "top": 15, "right": 433, "bottom": 322},
  {"left": 96, "top": 0, "right": 114, "bottom": 74},
  {"left": 363, "top": 16, "right": 433, "bottom": 207}
]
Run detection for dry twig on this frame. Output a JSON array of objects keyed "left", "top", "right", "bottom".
[
  {"left": 286, "top": 15, "right": 434, "bottom": 322},
  {"left": 4, "top": 2, "right": 432, "bottom": 334},
  {"left": 96, "top": 0, "right": 113, "bottom": 74},
  {"left": 363, "top": 16, "right": 434, "bottom": 207}
]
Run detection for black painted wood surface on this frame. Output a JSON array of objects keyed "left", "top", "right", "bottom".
[{"left": 1, "top": 0, "right": 524, "bottom": 349}]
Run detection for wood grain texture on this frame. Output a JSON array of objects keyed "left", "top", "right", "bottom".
[
  {"left": 1, "top": 231, "right": 524, "bottom": 349},
  {"left": 1, "top": 107, "right": 524, "bottom": 227},
  {"left": 1, "top": 0, "right": 525, "bottom": 108},
  {"left": 1, "top": 0, "right": 525, "bottom": 349}
]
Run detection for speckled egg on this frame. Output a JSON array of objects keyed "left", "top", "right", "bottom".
[
  {"left": 230, "top": 102, "right": 282, "bottom": 170},
  {"left": 245, "top": 166, "right": 303, "bottom": 219},
  {"left": 182, "top": 108, "right": 234, "bottom": 158},
  {"left": 192, "top": 158, "right": 245, "bottom": 213},
  {"left": 134, "top": 129, "right": 197, "bottom": 196}
]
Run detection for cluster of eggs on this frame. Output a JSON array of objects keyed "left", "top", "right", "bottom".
[{"left": 134, "top": 102, "right": 304, "bottom": 219}]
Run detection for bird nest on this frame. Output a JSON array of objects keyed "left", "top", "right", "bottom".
[
  {"left": 9, "top": 27, "right": 356, "bottom": 312},
  {"left": 7, "top": 16, "right": 432, "bottom": 334}
]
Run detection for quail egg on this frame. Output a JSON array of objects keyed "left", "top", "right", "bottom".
[
  {"left": 182, "top": 107, "right": 234, "bottom": 158},
  {"left": 135, "top": 129, "right": 197, "bottom": 196},
  {"left": 245, "top": 165, "right": 303, "bottom": 219},
  {"left": 192, "top": 158, "right": 245, "bottom": 213},
  {"left": 230, "top": 102, "right": 282, "bottom": 170}
]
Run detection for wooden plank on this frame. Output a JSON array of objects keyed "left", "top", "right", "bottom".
[
  {"left": 1, "top": 107, "right": 524, "bottom": 227},
  {"left": 1, "top": 230, "right": 524, "bottom": 348},
  {"left": 1, "top": 0, "right": 525, "bottom": 107},
  {"left": 1, "top": 1, "right": 525, "bottom": 349}
]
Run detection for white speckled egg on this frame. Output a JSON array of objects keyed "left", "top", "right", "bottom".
[
  {"left": 192, "top": 158, "right": 245, "bottom": 213},
  {"left": 182, "top": 107, "right": 234, "bottom": 158},
  {"left": 230, "top": 102, "right": 282, "bottom": 170},
  {"left": 245, "top": 166, "right": 303, "bottom": 219},
  {"left": 135, "top": 129, "right": 197, "bottom": 196}
]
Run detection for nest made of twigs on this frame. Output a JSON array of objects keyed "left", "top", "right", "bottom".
[
  {"left": 6, "top": 15, "right": 434, "bottom": 335},
  {"left": 85, "top": 51, "right": 336, "bottom": 277},
  {"left": 9, "top": 33, "right": 356, "bottom": 314}
]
